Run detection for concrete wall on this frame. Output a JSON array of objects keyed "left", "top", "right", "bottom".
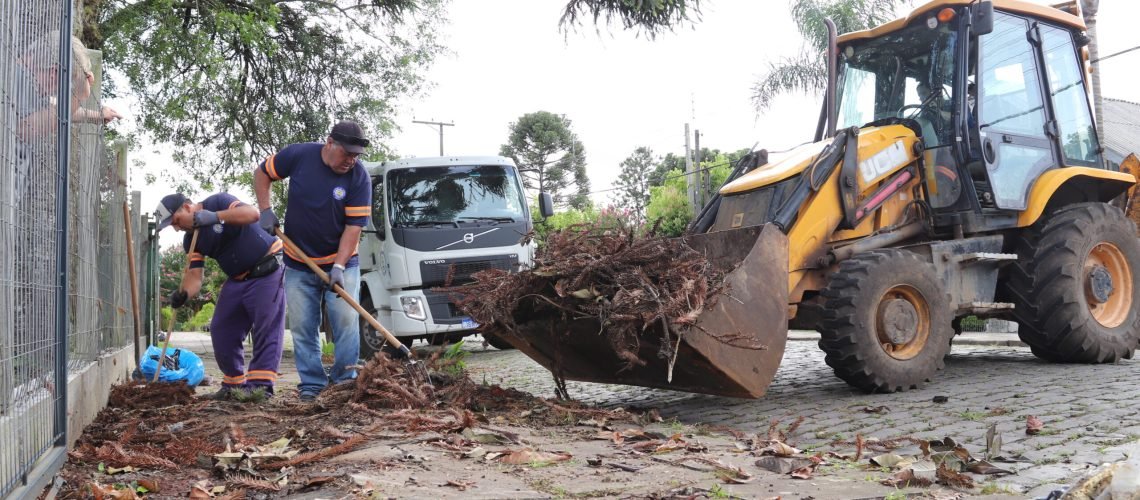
[
  {"left": 65, "top": 344, "right": 135, "bottom": 446},
  {"left": 0, "top": 344, "right": 134, "bottom": 497}
]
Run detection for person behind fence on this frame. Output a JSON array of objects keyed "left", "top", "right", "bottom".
[
  {"left": 6, "top": 32, "right": 121, "bottom": 393},
  {"left": 253, "top": 120, "right": 371, "bottom": 402},
  {"left": 155, "top": 192, "right": 286, "bottom": 400}
]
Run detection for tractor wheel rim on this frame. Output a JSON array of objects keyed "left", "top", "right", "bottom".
[
  {"left": 875, "top": 284, "right": 931, "bottom": 360},
  {"left": 1085, "top": 242, "right": 1132, "bottom": 328}
]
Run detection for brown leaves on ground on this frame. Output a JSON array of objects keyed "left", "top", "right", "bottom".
[
  {"left": 495, "top": 448, "right": 573, "bottom": 465},
  {"left": 59, "top": 352, "right": 648, "bottom": 498},
  {"left": 107, "top": 380, "right": 195, "bottom": 409},
  {"left": 443, "top": 223, "right": 733, "bottom": 372}
]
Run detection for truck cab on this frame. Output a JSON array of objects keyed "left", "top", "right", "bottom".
[{"left": 355, "top": 155, "right": 536, "bottom": 357}]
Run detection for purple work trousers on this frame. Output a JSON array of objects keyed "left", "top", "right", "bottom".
[{"left": 210, "top": 266, "right": 286, "bottom": 394}]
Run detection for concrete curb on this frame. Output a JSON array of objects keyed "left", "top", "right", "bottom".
[{"left": 788, "top": 330, "right": 1028, "bottom": 347}]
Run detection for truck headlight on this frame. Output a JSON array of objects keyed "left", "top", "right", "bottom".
[{"left": 400, "top": 297, "right": 426, "bottom": 321}]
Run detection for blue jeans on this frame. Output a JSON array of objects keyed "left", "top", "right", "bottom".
[{"left": 285, "top": 266, "right": 360, "bottom": 394}]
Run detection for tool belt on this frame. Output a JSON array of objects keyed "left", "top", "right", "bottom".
[{"left": 234, "top": 252, "right": 282, "bottom": 281}]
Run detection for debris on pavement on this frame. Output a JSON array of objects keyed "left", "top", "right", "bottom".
[{"left": 1027, "top": 415, "right": 1045, "bottom": 435}]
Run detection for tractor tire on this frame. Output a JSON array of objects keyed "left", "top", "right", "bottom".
[
  {"left": 818, "top": 249, "right": 954, "bottom": 392},
  {"left": 482, "top": 332, "right": 516, "bottom": 350},
  {"left": 1002, "top": 202, "right": 1140, "bottom": 363}
]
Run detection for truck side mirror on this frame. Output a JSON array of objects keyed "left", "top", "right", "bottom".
[
  {"left": 973, "top": 1, "right": 994, "bottom": 36},
  {"left": 538, "top": 192, "right": 554, "bottom": 219}
]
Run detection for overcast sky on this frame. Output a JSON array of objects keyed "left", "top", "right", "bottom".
[
  {"left": 120, "top": 0, "right": 1140, "bottom": 247},
  {"left": 388, "top": 0, "right": 1140, "bottom": 204}
]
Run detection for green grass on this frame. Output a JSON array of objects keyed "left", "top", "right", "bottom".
[
  {"left": 709, "top": 484, "right": 730, "bottom": 498},
  {"left": 958, "top": 410, "right": 986, "bottom": 421},
  {"left": 883, "top": 490, "right": 907, "bottom": 500},
  {"left": 980, "top": 482, "right": 1015, "bottom": 495},
  {"left": 231, "top": 387, "right": 269, "bottom": 403},
  {"left": 667, "top": 418, "right": 686, "bottom": 432}
]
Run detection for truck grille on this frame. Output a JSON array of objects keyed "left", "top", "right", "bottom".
[{"left": 419, "top": 254, "right": 519, "bottom": 288}]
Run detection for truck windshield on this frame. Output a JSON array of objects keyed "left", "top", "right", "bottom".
[
  {"left": 388, "top": 165, "right": 527, "bottom": 226},
  {"left": 836, "top": 17, "right": 958, "bottom": 148}
]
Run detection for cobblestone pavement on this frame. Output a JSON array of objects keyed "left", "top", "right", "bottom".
[{"left": 463, "top": 340, "right": 1140, "bottom": 497}]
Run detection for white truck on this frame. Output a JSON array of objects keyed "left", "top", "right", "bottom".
[{"left": 355, "top": 155, "right": 549, "bottom": 357}]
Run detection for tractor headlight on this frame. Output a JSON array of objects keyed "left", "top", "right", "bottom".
[{"left": 400, "top": 296, "right": 426, "bottom": 321}]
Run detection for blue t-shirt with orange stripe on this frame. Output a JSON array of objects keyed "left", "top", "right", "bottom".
[
  {"left": 184, "top": 193, "right": 283, "bottom": 278},
  {"left": 259, "top": 142, "right": 370, "bottom": 271}
]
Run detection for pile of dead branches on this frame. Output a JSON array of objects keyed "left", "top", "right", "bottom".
[
  {"left": 445, "top": 223, "right": 726, "bottom": 371},
  {"left": 321, "top": 351, "right": 477, "bottom": 410}
]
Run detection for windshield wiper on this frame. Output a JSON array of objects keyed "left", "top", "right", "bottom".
[
  {"left": 457, "top": 216, "right": 516, "bottom": 224},
  {"left": 409, "top": 220, "right": 460, "bottom": 228}
]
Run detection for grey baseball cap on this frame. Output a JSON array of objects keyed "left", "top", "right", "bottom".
[{"left": 154, "top": 193, "right": 186, "bottom": 232}]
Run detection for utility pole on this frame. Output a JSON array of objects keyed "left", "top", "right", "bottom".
[
  {"left": 693, "top": 129, "right": 703, "bottom": 210},
  {"left": 413, "top": 119, "right": 454, "bottom": 156},
  {"left": 684, "top": 123, "right": 696, "bottom": 215},
  {"left": 1079, "top": 0, "right": 1104, "bottom": 141}
]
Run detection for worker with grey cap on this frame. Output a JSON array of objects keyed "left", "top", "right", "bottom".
[
  {"left": 155, "top": 192, "right": 285, "bottom": 399},
  {"left": 253, "top": 120, "right": 372, "bottom": 402}
]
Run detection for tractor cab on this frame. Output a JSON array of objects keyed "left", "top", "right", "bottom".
[{"left": 834, "top": 0, "right": 1106, "bottom": 232}]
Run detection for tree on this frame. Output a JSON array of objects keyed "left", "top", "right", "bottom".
[
  {"left": 500, "top": 111, "right": 591, "bottom": 209},
  {"left": 158, "top": 243, "right": 225, "bottom": 327},
  {"left": 751, "top": 0, "right": 903, "bottom": 112},
  {"left": 87, "top": 0, "right": 445, "bottom": 192},
  {"left": 558, "top": 0, "right": 702, "bottom": 39},
  {"left": 646, "top": 168, "right": 692, "bottom": 237},
  {"left": 614, "top": 147, "right": 656, "bottom": 223}
]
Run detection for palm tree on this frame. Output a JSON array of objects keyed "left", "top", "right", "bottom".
[
  {"left": 751, "top": 0, "right": 906, "bottom": 112},
  {"left": 1080, "top": 0, "right": 1103, "bottom": 135}
]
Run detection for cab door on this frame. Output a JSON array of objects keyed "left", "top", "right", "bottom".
[
  {"left": 1036, "top": 22, "right": 1102, "bottom": 169},
  {"left": 977, "top": 12, "right": 1056, "bottom": 210}
]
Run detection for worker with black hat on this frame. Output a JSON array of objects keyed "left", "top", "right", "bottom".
[
  {"left": 252, "top": 120, "right": 372, "bottom": 402},
  {"left": 155, "top": 192, "right": 286, "bottom": 399}
]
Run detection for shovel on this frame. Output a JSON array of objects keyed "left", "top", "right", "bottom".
[
  {"left": 153, "top": 229, "right": 199, "bottom": 383},
  {"left": 274, "top": 228, "right": 433, "bottom": 390}
]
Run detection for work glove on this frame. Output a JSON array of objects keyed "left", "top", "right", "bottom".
[
  {"left": 328, "top": 265, "right": 345, "bottom": 293},
  {"left": 170, "top": 289, "right": 189, "bottom": 309},
  {"left": 259, "top": 208, "right": 279, "bottom": 235},
  {"left": 193, "top": 209, "right": 219, "bottom": 227}
]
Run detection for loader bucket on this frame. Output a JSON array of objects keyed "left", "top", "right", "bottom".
[{"left": 503, "top": 223, "right": 789, "bottom": 398}]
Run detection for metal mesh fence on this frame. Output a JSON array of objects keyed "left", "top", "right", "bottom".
[{"left": 0, "top": 0, "right": 139, "bottom": 496}]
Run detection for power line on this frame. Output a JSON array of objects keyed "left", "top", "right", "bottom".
[
  {"left": 584, "top": 158, "right": 735, "bottom": 196},
  {"left": 1092, "top": 44, "right": 1140, "bottom": 64}
]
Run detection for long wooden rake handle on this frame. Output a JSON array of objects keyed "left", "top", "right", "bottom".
[
  {"left": 274, "top": 228, "right": 415, "bottom": 360},
  {"left": 153, "top": 229, "right": 199, "bottom": 383}
]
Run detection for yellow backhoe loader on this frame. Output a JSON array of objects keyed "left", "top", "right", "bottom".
[{"left": 504, "top": 0, "right": 1140, "bottom": 398}]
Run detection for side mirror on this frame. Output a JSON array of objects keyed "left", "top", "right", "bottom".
[
  {"left": 973, "top": 1, "right": 994, "bottom": 36},
  {"left": 538, "top": 192, "right": 554, "bottom": 219}
]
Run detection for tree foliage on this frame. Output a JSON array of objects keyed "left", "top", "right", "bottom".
[
  {"left": 88, "top": 0, "right": 445, "bottom": 193},
  {"left": 500, "top": 111, "right": 591, "bottom": 209},
  {"left": 645, "top": 168, "right": 692, "bottom": 237},
  {"left": 159, "top": 242, "right": 225, "bottom": 327},
  {"left": 752, "top": 0, "right": 903, "bottom": 112},
  {"left": 559, "top": 0, "right": 701, "bottom": 39},
  {"left": 614, "top": 146, "right": 656, "bottom": 223}
]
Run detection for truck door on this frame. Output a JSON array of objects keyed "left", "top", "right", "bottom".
[{"left": 977, "top": 12, "right": 1055, "bottom": 210}]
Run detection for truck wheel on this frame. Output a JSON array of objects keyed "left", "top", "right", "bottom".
[
  {"left": 482, "top": 332, "right": 516, "bottom": 350},
  {"left": 358, "top": 296, "right": 384, "bottom": 361},
  {"left": 1002, "top": 203, "right": 1140, "bottom": 363},
  {"left": 818, "top": 249, "right": 954, "bottom": 392}
]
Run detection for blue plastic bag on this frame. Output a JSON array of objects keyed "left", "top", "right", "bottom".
[{"left": 138, "top": 345, "right": 205, "bottom": 386}]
